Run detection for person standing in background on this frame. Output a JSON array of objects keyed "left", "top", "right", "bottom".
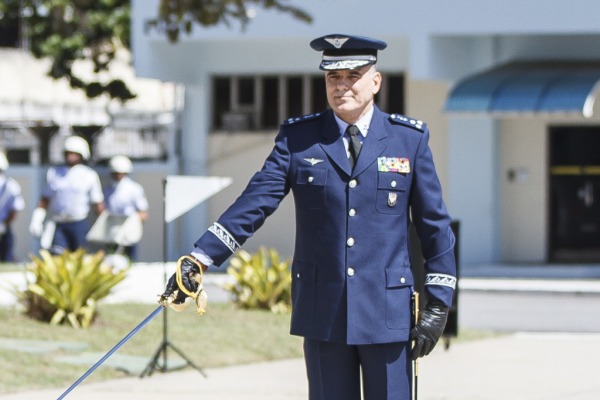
[
  {"left": 0, "top": 152, "right": 25, "bottom": 261},
  {"left": 103, "top": 155, "right": 149, "bottom": 260},
  {"left": 29, "top": 136, "right": 104, "bottom": 255}
]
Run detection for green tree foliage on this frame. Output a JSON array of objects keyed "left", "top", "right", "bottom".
[
  {"left": 0, "top": 0, "right": 134, "bottom": 102},
  {"left": 0, "top": 0, "right": 311, "bottom": 102},
  {"left": 148, "top": 0, "right": 312, "bottom": 42}
]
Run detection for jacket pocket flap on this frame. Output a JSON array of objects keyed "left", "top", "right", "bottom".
[
  {"left": 296, "top": 168, "right": 327, "bottom": 186},
  {"left": 386, "top": 267, "right": 414, "bottom": 288},
  {"left": 377, "top": 173, "right": 406, "bottom": 190}
]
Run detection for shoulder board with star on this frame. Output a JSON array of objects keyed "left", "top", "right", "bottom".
[
  {"left": 283, "top": 112, "right": 323, "bottom": 126},
  {"left": 389, "top": 113, "right": 426, "bottom": 133}
]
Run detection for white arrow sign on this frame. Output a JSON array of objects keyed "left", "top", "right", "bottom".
[{"left": 165, "top": 176, "right": 232, "bottom": 223}]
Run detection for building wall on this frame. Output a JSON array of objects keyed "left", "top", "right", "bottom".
[
  {"left": 134, "top": 1, "right": 600, "bottom": 44},
  {"left": 447, "top": 117, "right": 500, "bottom": 265},
  {"left": 499, "top": 118, "right": 548, "bottom": 262},
  {"left": 406, "top": 80, "right": 451, "bottom": 193},
  {"left": 131, "top": 0, "right": 600, "bottom": 266}
]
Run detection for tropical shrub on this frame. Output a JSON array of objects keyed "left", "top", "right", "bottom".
[
  {"left": 224, "top": 247, "right": 292, "bottom": 313},
  {"left": 17, "top": 249, "right": 128, "bottom": 328}
]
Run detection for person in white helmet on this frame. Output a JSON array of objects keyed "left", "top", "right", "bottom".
[
  {"left": 29, "top": 135, "right": 105, "bottom": 254},
  {"left": 0, "top": 151, "right": 25, "bottom": 261},
  {"left": 103, "top": 155, "right": 149, "bottom": 260}
]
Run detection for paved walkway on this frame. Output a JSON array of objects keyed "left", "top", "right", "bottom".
[{"left": 1, "top": 332, "right": 600, "bottom": 400}]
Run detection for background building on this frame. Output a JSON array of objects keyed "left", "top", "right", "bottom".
[
  {"left": 130, "top": 0, "right": 600, "bottom": 267},
  {"left": 3, "top": 0, "right": 600, "bottom": 268},
  {"left": 129, "top": 0, "right": 600, "bottom": 267},
  {"left": 0, "top": 38, "right": 181, "bottom": 262}
]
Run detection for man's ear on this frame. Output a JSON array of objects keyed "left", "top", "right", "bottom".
[{"left": 372, "top": 71, "right": 382, "bottom": 95}]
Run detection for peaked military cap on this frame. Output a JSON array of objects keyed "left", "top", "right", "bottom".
[{"left": 310, "top": 33, "right": 388, "bottom": 71}]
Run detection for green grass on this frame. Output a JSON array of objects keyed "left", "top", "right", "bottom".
[
  {"left": 0, "top": 302, "right": 500, "bottom": 395},
  {"left": 0, "top": 302, "right": 304, "bottom": 394}
]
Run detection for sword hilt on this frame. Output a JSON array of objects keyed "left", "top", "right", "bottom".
[{"left": 175, "top": 255, "right": 207, "bottom": 314}]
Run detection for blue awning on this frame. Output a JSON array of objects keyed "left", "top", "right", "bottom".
[{"left": 445, "top": 62, "right": 600, "bottom": 117}]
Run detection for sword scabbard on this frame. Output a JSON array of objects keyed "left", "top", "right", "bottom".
[{"left": 413, "top": 291, "right": 420, "bottom": 400}]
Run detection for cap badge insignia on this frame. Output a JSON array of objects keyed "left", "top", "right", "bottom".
[
  {"left": 325, "top": 37, "right": 349, "bottom": 49},
  {"left": 304, "top": 158, "right": 324, "bottom": 166}
]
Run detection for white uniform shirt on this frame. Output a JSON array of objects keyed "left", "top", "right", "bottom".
[
  {"left": 42, "top": 164, "right": 104, "bottom": 221},
  {"left": 0, "top": 175, "right": 25, "bottom": 221},
  {"left": 103, "top": 176, "right": 148, "bottom": 217},
  {"left": 333, "top": 106, "right": 374, "bottom": 157}
]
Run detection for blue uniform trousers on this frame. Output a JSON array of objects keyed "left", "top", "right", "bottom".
[
  {"left": 51, "top": 219, "right": 89, "bottom": 254},
  {"left": 0, "top": 228, "right": 14, "bottom": 261},
  {"left": 304, "top": 338, "right": 412, "bottom": 400}
]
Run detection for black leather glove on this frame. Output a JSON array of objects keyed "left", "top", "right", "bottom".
[
  {"left": 410, "top": 302, "right": 449, "bottom": 360},
  {"left": 160, "top": 257, "right": 201, "bottom": 304}
]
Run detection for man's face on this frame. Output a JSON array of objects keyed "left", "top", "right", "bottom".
[
  {"left": 64, "top": 151, "right": 83, "bottom": 166},
  {"left": 325, "top": 65, "right": 382, "bottom": 123},
  {"left": 111, "top": 172, "right": 126, "bottom": 181}
]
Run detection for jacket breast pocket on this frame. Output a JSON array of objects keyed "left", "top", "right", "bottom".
[
  {"left": 385, "top": 266, "right": 414, "bottom": 330},
  {"left": 294, "top": 168, "right": 327, "bottom": 210},
  {"left": 376, "top": 172, "right": 407, "bottom": 215}
]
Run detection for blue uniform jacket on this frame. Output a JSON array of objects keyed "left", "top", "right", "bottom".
[{"left": 195, "top": 106, "right": 456, "bottom": 345}]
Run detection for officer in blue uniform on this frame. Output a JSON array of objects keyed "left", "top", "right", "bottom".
[{"left": 162, "top": 34, "right": 457, "bottom": 400}]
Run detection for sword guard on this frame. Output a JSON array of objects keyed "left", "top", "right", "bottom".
[{"left": 158, "top": 256, "right": 208, "bottom": 314}]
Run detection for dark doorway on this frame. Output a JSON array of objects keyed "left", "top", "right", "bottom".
[{"left": 549, "top": 126, "right": 600, "bottom": 262}]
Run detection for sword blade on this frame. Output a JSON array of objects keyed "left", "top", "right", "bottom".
[{"left": 57, "top": 305, "right": 164, "bottom": 400}]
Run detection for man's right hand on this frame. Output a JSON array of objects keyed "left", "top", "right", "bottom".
[{"left": 159, "top": 256, "right": 206, "bottom": 307}]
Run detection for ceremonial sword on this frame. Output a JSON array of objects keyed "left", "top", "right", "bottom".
[
  {"left": 56, "top": 305, "right": 164, "bottom": 400},
  {"left": 56, "top": 256, "right": 206, "bottom": 399}
]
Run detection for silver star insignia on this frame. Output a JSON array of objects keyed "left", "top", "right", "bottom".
[{"left": 304, "top": 158, "right": 324, "bottom": 166}]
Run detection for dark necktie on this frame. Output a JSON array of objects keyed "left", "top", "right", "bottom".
[{"left": 346, "top": 124, "right": 362, "bottom": 168}]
